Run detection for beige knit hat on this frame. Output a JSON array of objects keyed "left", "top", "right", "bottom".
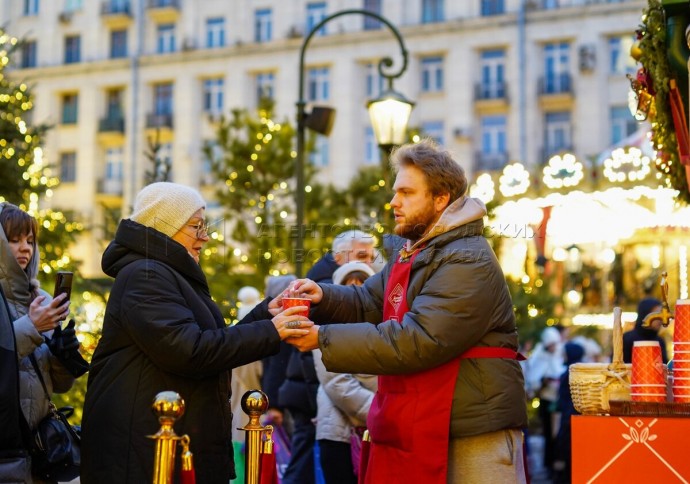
[{"left": 129, "top": 182, "right": 206, "bottom": 238}]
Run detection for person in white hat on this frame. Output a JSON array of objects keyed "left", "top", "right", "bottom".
[{"left": 82, "top": 182, "right": 312, "bottom": 484}]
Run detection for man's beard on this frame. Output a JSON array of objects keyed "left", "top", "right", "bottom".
[{"left": 394, "top": 204, "right": 437, "bottom": 242}]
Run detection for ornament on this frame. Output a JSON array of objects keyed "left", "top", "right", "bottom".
[{"left": 627, "top": 67, "right": 655, "bottom": 121}]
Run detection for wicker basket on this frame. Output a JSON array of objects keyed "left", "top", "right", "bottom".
[{"left": 569, "top": 307, "right": 631, "bottom": 415}]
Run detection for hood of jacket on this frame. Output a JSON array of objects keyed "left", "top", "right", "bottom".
[
  {"left": 102, "top": 219, "right": 211, "bottom": 295},
  {"left": 394, "top": 196, "right": 487, "bottom": 257},
  {"left": 0, "top": 203, "right": 39, "bottom": 319}
]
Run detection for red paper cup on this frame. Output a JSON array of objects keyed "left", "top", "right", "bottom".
[
  {"left": 631, "top": 392, "right": 666, "bottom": 403},
  {"left": 673, "top": 385, "right": 690, "bottom": 397},
  {"left": 675, "top": 396, "right": 690, "bottom": 403},
  {"left": 282, "top": 297, "right": 311, "bottom": 318},
  {"left": 673, "top": 359, "right": 690, "bottom": 371},
  {"left": 632, "top": 341, "right": 666, "bottom": 385},
  {"left": 630, "top": 384, "right": 667, "bottom": 395},
  {"left": 674, "top": 342, "right": 690, "bottom": 350},
  {"left": 675, "top": 300, "right": 690, "bottom": 343}
]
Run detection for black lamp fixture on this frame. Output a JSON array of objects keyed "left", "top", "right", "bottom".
[
  {"left": 367, "top": 84, "right": 415, "bottom": 151},
  {"left": 294, "top": 9, "right": 413, "bottom": 277}
]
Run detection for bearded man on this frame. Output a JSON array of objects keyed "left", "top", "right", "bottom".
[{"left": 279, "top": 138, "right": 528, "bottom": 483}]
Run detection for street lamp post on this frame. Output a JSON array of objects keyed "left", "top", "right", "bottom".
[{"left": 295, "top": 9, "right": 413, "bottom": 277}]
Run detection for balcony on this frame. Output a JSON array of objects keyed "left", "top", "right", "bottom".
[
  {"left": 146, "top": 113, "right": 174, "bottom": 143},
  {"left": 101, "top": 1, "right": 132, "bottom": 28},
  {"left": 474, "top": 81, "right": 509, "bottom": 114},
  {"left": 147, "top": 0, "right": 180, "bottom": 23},
  {"left": 97, "top": 115, "right": 125, "bottom": 145},
  {"left": 474, "top": 151, "right": 509, "bottom": 173},
  {"left": 96, "top": 177, "right": 124, "bottom": 206},
  {"left": 540, "top": 146, "right": 575, "bottom": 164},
  {"left": 538, "top": 73, "right": 574, "bottom": 111}
]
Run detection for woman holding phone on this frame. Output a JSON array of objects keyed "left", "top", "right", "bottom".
[
  {"left": 0, "top": 202, "right": 84, "bottom": 482},
  {"left": 82, "top": 182, "right": 311, "bottom": 484}
]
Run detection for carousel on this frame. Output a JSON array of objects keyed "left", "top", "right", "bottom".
[{"left": 470, "top": 126, "right": 690, "bottom": 329}]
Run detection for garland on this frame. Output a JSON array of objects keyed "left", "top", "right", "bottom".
[{"left": 638, "top": 0, "right": 690, "bottom": 203}]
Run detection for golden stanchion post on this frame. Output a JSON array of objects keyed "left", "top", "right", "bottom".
[
  {"left": 148, "top": 391, "right": 191, "bottom": 484},
  {"left": 239, "top": 390, "right": 269, "bottom": 484}
]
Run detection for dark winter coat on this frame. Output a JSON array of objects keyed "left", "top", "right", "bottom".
[
  {"left": 81, "top": 219, "right": 280, "bottom": 484},
  {"left": 0, "top": 285, "right": 31, "bottom": 481},
  {"left": 305, "top": 252, "right": 339, "bottom": 284},
  {"left": 311, "top": 197, "right": 528, "bottom": 439}
]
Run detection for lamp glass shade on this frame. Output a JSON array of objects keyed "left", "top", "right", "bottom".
[{"left": 367, "top": 89, "right": 414, "bottom": 147}]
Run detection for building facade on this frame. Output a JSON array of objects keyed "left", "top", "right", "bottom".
[{"left": 2, "top": 0, "right": 644, "bottom": 276}]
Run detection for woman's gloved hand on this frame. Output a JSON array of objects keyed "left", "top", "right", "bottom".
[{"left": 47, "top": 319, "right": 89, "bottom": 377}]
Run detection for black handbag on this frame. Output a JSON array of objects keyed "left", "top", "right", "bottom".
[{"left": 28, "top": 354, "right": 81, "bottom": 482}]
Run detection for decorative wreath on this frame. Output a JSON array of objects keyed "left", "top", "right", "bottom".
[{"left": 636, "top": 0, "right": 690, "bottom": 203}]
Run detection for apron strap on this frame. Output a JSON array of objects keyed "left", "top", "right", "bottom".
[{"left": 461, "top": 347, "right": 526, "bottom": 361}]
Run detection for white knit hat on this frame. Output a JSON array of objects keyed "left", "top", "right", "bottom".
[
  {"left": 333, "top": 261, "right": 375, "bottom": 285},
  {"left": 130, "top": 182, "right": 206, "bottom": 238}
]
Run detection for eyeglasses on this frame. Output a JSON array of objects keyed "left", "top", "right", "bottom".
[{"left": 186, "top": 220, "right": 214, "bottom": 239}]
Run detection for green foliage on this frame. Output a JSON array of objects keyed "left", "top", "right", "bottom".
[
  {"left": 638, "top": 0, "right": 690, "bottom": 203},
  {"left": 507, "top": 276, "right": 560, "bottom": 346}
]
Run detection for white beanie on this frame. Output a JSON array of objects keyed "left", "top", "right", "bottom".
[
  {"left": 333, "top": 261, "right": 375, "bottom": 285},
  {"left": 130, "top": 182, "right": 206, "bottom": 238},
  {"left": 541, "top": 326, "right": 561, "bottom": 347}
]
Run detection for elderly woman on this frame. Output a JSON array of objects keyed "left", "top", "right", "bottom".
[{"left": 81, "top": 182, "right": 311, "bottom": 484}]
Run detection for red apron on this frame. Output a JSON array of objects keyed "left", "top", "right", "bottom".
[{"left": 363, "top": 250, "right": 522, "bottom": 483}]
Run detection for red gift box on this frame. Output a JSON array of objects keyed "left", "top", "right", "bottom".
[{"left": 572, "top": 416, "right": 690, "bottom": 483}]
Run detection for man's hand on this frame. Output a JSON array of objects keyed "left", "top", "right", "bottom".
[
  {"left": 290, "top": 279, "right": 323, "bottom": 304},
  {"left": 285, "top": 325, "right": 320, "bottom": 352}
]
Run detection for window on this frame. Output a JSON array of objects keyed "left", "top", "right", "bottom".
[
  {"left": 609, "top": 36, "right": 636, "bottom": 75},
  {"left": 365, "top": 63, "right": 385, "bottom": 98},
  {"left": 255, "top": 9, "right": 272, "bottom": 43},
  {"left": 481, "top": 0, "right": 504, "bottom": 16},
  {"left": 364, "top": 127, "right": 381, "bottom": 165},
  {"left": 155, "top": 143, "right": 173, "bottom": 179},
  {"left": 479, "top": 49, "right": 505, "bottom": 99},
  {"left": 421, "top": 56, "right": 444, "bottom": 93},
  {"left": 60, "top": 152, "right": 77, "bottom": 182},
  {"left": 105, "top": 0, "right": 130, "bottom": 14},
  {"left": 422, "top": 120, "right": 445, "bottom": 146},
  {"left": 610, "top": 106, "right": 637, "bottom": 144},
  {"left": 206, "top": 17, "right": 225, "bottom": 48},
  {"left": 306, "top": 3, "right": 327, "bottom": 36},
  {"left": 104, "top": 147, "right": 123, "bottom": 182},
  {"left": 20, "top": 41, "right": 37, "bottom": 68},
  {"left": 421, "top": 0, "right": 444, "bottom": 24},
  {"left": 110, "top": 30, "right": 127, "bottom": 58},
  {"left": 543, "top": 42, "right": 570, "bottom": 94},
  {"left": 62, "top": 94, "right": 78, "bottom": 124},
  {"left": 64, "top": 35, "right": 81, "bottom": 64},
  {"left": 65, "top": 0, "right": 82, "bottom": 11},
  {"left": 478, "top": 116, "right": 507, "bottom": 171},
  {"left": 154, "top": 83, "right": 173, "bottom": 115},
  {"left": 545, "top": 111, "right": 572, "bottom": 156},
  {"left": 157, "top": 24, "right": 176, "bottom": 54},
  {"left": 203, "top": 78, "right": 224, "bottom": 115},
  {"left": 255, "top": 72, "right": 275, "bottom": 103},
  {"left": 307, "top": 67, "right": 330, "bottom": 102},
  {"left": 201, "top": 140, "right": 222, "bottom": 184},
  {"left": 363, "top": 0, "right": 382, "bottom": 30},
  {"left": 106, "top": 89, "right": 123, "bottom": 119},
  {"left": 23, "top": 0, "right": 39, "bottom": 15},
  {"left": 309, "top": 135, "right": 329, "bottom": 167}
]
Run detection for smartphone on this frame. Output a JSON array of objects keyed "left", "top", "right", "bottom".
[{"left": 53, "top": 271, "right": 73, "bottom": 302}]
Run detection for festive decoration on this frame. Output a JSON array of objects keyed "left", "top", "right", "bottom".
[
  {"left": 499, "top": 162, "right": 530, "bottom": 197},
  {"left": 637, "top": 0, "right": 690, "bottom": 202},
  {"left": 542, "top": 153, "right": 584, "bottom": 189},
  {"left": 603, "top": 147, "right": 652, "bottom": 183}
]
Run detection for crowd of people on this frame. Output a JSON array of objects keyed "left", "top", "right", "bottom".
[{"left": 2, "top": 138, "right": 670, "bottom": 484}]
